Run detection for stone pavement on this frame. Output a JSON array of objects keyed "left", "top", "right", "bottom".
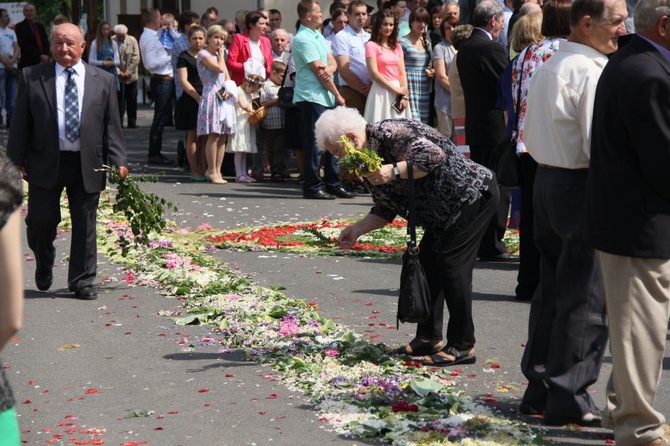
[{"left": 2, "top": 106, "right": 668, "bottom": 445}]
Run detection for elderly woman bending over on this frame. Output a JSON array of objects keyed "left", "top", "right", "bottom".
[{"left": 315, "top": 107, "right": 499, "bottom": 366}]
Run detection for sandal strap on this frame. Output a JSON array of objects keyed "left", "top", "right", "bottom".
[{"left": 446, "top": 346, "right": 474, "bottom": 359}]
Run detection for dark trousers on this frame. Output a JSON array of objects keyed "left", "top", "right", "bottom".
[
  {"left": 416, "top": 183, "right": 499, "bottom": 350},
  {"left": 296, "top": 101, "right": 341, "bottom": 195},
  {"left": 252, "top": 124, "right": 265, "bottom": 177},
  {"left": 26, "top": 151, "right": 100, "bottom": 290},
  {"left": 520, "top": 166, "right": 608, "bottom": 419},
  {"left": 118, "top": 80, "right": 138, "bottom": 127},
  {"left": 516, "top": 153, "right": 540, "bottom": 299},
  {"left": 148, "top": 77, "right": 174, "bottom": 157},
  {"left": 264, "top": 128, "right": 286, "bottom": 175},
  {"left": 469, "top": 144, "right": 510, "bottom": 257}
]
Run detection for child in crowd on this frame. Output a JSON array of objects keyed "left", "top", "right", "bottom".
[
  {"left": 260, "top": 61, "right": 287, "bottom": 182},
  {"left": 227, "top": 73, "right": 264, "bottom": 183},
  {"left": 158, "top": 13, "right": 180, "bottom": 54}
]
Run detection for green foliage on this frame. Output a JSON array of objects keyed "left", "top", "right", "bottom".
[
  {"left": 337, "top": 135, "right": 383, "bottom": 177},
  {"left": 106, "top": 166, "right": 178, "bottom": 257}
]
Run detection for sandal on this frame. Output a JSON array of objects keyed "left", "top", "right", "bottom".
[
  {"left": 422, "top": 346, "right": 476, "bottom": 367},
  {"left": 392, "top": 338, "right": 445, "bottom": 356}
]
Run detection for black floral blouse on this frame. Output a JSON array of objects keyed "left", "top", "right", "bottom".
[
  {"left": 365, "top": 119, "right": 494, "bottom": 234},
  {"left": 0, "top": 154, "right": 23, "bottom": 413}
]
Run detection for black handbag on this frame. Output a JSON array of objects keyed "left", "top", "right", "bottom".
[
  {"left": 397, "top": 161, "right": 432, "bottom": 328},
  {"left": 490, "top": 52, "right": 528, "bottom": 188},
  {"left": 277, "top": 53, "right": 297, "bottom": 110}
]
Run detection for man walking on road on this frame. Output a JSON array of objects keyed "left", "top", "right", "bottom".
[{"left": 7, "top": 23, "right": 128, "bottom": 300}]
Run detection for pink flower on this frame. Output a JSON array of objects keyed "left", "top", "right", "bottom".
[
  {"left": 279, "top": 321, "right": 300, "bottom": 336},
  {"left": 324, "top": 349, "right": 339, "bottom": 357},
  {"left": 198, "top": 223, "right": 213, "bottom": 230}
]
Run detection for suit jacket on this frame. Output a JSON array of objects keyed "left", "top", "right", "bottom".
[
  {"left": 456, "top": 28, "right": 508, "bottom": 147},
  {"left": 585, "top": 35, "right": 670, "bottom": 258},
  {"left": 15, "top": 19, "right": 50, "bottom": 69},
  {"left": 226, "top": 33, "right": 273, "bottom": 85},
  {"left": 112, "top": 34, "right": 140, "bottom": 83},
  {"left": 7, "top": 61, "right": 127, "bottom": 194}
]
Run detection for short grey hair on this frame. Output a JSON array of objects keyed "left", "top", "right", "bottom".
[
  {"left": 472, "top": 0, "right": 504, "bottom": 27},
  {"left": 634, "top": 0, "right": 670, "bottom": 32},
  {"left": 314, "top": 107, "right": 367, "bottom": 150},
  {"left": 271, "top": 28, "right": 289, "bottom": 39},
  {"left": 114, "top": 24, "right": 128, "bottom": 34},
  {"left": 51, "top": 23, "right": 85, "bottom": 44}
]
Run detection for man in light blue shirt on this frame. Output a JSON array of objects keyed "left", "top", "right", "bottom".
[
  {"left": 332, "top": 0, "right": 371, "bottom": 115},
  {"left": 293, "top": 0, "right": 352, "bottom": 200}
]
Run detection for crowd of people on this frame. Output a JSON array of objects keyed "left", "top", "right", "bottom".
[{"left": 1, "top": 0, "right": 670, "bottom": 445}]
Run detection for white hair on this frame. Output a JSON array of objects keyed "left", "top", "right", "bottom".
[
  {"left": 314, "top": 107, "right": 367, "bottom": 150},
  {"left": 114, "top": 24, "right": 128, "bottom": 34}
]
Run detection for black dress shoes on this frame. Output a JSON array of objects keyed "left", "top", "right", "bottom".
[
  {"left": 35, "top": 269, "right": 53, "bottom": 291},
  {"left": 147, "top": 155, "right": 175, "bottom": 165},
  {"left": 74, "top": 285, "right": 98, "bottom": 300},
  {"left": 304, "top": 190, "right": 336, "bottom": 200},
  {"left": 478, "top": 252, "right": 520, "bottom": 262},
  {"left": 325, "top": 186, "right": 357, "bottom": 198}
]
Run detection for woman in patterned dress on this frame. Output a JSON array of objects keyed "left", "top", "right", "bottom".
[
  {"left": 316, "top": 107, "right": 499, "bottom": 367},
  {"left": 88, "top": 21, "right": 120, "bottom": 91},
  {"left": 197, "top": 25, "right": 235, "bottom": 184},
  {"left": 400, "top": 8, "right": 435, "bottom": 124}
]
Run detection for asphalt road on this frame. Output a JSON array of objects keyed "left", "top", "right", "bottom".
[{"left": 2, "top": 107, "right": 668, "bottom": 446}]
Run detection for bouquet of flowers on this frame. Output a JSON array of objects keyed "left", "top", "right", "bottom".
[{"left": 336, "top": 135, "right": 383, "bottom": 178}]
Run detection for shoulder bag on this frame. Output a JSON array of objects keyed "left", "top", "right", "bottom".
[
  {"left": 277, "top": 53, "right": 297, "bottom": 109},
  {"left": 397, "top": 161, "right": 432, "bottom": 328}
]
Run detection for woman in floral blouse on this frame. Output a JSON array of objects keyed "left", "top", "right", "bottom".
[{"left": 315, "top": 107, "right": 499, "bottom": 367}]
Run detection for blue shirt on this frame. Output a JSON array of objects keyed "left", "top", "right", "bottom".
[{"left": 292, "top": 24, "right": 335, "bottom": 107}]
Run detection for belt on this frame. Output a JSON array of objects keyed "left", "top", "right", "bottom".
[
  {"left": 151, "top": 74, "right": 173, "bottom": 81},
  {"left": 538, "top": 163, "right": 588, "bottom": 172},
  {"left": 538, "top": 163, "right": 560, "bottom": 169}
]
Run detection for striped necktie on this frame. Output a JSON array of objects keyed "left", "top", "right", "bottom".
[{"left": 64, "top": 67, "right": 80, "bottom": 142}]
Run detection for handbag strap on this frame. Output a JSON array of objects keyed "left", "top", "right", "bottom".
[
  {"left": 280, "top": 53, "right": 292, "bottom": 88},
  {"left": 406, "top": 160, "right": 418, "bottom": 251}
]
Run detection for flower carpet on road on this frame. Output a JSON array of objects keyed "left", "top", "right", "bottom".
[{"left": 95, "top": 192, "right": 537, "bottom": 445}]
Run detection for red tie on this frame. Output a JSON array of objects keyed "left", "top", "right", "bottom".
[{"left": 30, "top": 21, "right": 43, "bottom": 54}]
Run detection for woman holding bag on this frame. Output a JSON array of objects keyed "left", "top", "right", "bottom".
[{"left": 315, "top": 107, "right": 498, "bottom": 366}]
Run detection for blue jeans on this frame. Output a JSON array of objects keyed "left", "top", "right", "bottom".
[
  {"left": 296, "top": 101, "right": 341, "bottom": 195},
  {"left": 0, "top": 68, "right": 17, "bottom": 125},
  {"left": 149, "top": 77, "right": 174, "bottom": 157}
]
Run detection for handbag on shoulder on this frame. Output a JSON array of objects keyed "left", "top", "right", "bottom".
[{"left": 397, "top": 161, "right": 432, "bottom": 328}]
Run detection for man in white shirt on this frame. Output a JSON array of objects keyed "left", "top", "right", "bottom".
[
  {"left": 270, "top": 28, "right": 290, "bottom": 61},
  {"left": 332, "top": 0, "right": 371, "bottom": 115},
  {"left": 140, "top": 8, "right": 175, "bottom": 165},
  {"left": 520, "top": 0, "right": 628, "bottom": 427},
  {"left": 0, "top": 8, "right": 18, "bottom": 128}
]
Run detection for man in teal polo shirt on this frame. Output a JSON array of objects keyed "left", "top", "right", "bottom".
[{"left": 293, "top": 0, "right": 353, "bottom": 200}]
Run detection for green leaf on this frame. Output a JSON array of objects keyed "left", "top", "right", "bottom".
[
  {"left": 409, "top": 377, "right": 445, "bottom": 397},
  {"left": 123, "top": 410, "right": 153, "bottom": 419}
]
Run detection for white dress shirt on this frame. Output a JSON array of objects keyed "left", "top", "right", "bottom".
[
  {"left": 56, "top": 61, "right": 85, "bottom": 151},
  {"left": 139, "top": 27, "right": 172, "bottom": 75},
  {"left": 525, "top": 41, "right": 608, "bottom": 169},
  {"left": 331, "top": 25, "right": 372, "bottom": 87}
]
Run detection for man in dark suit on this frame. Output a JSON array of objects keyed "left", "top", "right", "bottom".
[
  {"left": 456, "top": 0, "right": 514, "bottom": 261},
  {"left": 585, "top": 0, "right": 670, "bottom": 443},
  {"left": 14, "top": 3, "right": 50, "bottom": 70},
  {"left": 7, "top": 23, "right": 128, "bottom": 300}
]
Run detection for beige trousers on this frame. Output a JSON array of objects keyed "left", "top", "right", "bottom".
[{"left": 598, "top": 251, "right": 670, "bottom": 445}]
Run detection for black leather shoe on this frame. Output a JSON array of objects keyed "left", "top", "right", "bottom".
[
  {"left": 325, "top": 186, "right": 357, "bottom": 198},
  {"left": 74, "top": 285, "right": 98, "bottom": 300},
  {"left": 147, "top": 155, "right": 175, "bottom": 165},
  {"left": 478, "top": 252, "right": 520, "bottom": 262},
  {"left": 303, "top": 190, "right": 335, "bottom": 200},
  {"left": 35, "top": 268, "right": 53, "bottom": 291}
]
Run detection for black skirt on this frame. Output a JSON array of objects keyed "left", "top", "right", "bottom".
[{"left": 175, "top": 93, "right": 199, "bottom": 131}]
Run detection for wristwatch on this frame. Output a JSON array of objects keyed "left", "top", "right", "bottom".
[{"left": 392, "top": 163, "right": 401, "bottom": 179}]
